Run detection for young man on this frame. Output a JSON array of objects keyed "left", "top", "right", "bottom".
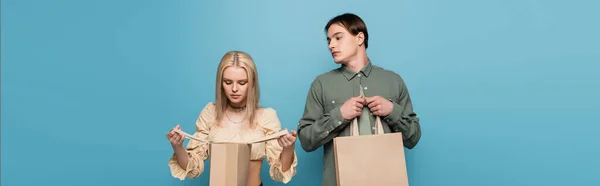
[{"left": 297, "top": 13, "right": 422, "bottom": 186}]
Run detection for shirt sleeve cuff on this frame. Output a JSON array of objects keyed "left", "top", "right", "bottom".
[
  {"left": 383, "top": 101, "right": 403, "bottom": 132},
  {"left": 168, "top": 153, "right": 194, "bottom": 181},
  {"left": 269, "top": 151, "right": 298, "bottom": 184},
  {"left": 327, "top": 105, "right": 351, "bottom": 132}
]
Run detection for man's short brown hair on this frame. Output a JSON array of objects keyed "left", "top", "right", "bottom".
[{"left": 324, "top": 13, "right": 369, "bottom": 49}]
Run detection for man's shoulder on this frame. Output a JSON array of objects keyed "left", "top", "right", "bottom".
[
  {"left": 317, "top": 68, "right": 342, "bottom": 79},
  {"left": 310, "top": 67, "right": 342, "bottom": 84},
  {"left": 372, "top": 65, "right": 403, "bottom": 80}
]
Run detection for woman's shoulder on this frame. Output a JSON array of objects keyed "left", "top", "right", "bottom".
[
  {"left": 257, "top": 106, "right": 277, "bottom": 117},
  {"left": 255, "top": 106, "right": 282, "bottom": 130},
  {"left": 197, "top": 102, "right": 217, "bottom": 120},
  {"left": 202, "top": 102, "right": 217, "bottom": 111}
]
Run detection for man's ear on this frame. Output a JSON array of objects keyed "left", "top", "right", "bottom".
[{"left": 356, "top": 32, "right": 365, "bottom": 47}]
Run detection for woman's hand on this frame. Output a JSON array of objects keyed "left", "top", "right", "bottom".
[
  {"left": 277, "top": 129, "right": 297, "bottom": 149},
  {"left": 166, "top": 124, "right": 185, "bottom": 147}
]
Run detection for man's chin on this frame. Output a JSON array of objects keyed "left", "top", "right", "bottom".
[{"left": 333, "top": 58, "right": 344, "bottom": 64}]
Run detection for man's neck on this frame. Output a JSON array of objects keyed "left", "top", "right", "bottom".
[{"left": 344, "top": 51, "right": 369, "bottom": 73}]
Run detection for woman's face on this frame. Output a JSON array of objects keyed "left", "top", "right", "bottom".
[{"left": 222, "top": 66, "right": 248, "bottom": 107}]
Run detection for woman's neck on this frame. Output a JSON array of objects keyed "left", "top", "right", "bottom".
[{"left": 228, "top": 104, "right": 246, "bottom": 113}]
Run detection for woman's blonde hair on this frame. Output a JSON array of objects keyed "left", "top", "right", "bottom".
[{"left": 214, "top": 51, "right": 261, "bottom": 128}]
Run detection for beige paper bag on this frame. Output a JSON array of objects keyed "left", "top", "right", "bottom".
[
  {"left": 174, "top": 129, "right": 289, "bottom": 186},
  {"left": 208, "top": 143, "right": 251, "bottom": 186},
  {"left": 333, "top": 117, "right": 409, "bottom": 186}
]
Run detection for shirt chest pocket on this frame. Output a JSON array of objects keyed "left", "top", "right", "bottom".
[{"left": 324, "top": 98, "right": 342, "bottom": 113}]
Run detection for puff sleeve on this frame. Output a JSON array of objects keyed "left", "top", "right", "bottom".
[
  {"left": 262, "top": 108, "right": 298, "bottom": 183},
  {"left": 168, "top": 103, "right": 214, "bottom": 180}
]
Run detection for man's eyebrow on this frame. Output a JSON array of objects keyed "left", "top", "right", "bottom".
[{"left": 327, "top": 32, "right": 343, "bottom": 39}]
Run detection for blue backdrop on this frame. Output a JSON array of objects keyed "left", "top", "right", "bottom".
[{"left": 2, "top": 0, "right": 599, "bottom": 186}]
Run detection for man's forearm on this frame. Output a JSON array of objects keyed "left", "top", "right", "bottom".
[
  {"left": 298, "top": 106, "right": 350, "bottom": 152},
  {"left": 384, "top": 101, "right": 421, "bottom": 149}
]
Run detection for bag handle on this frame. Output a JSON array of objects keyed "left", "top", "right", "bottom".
[{"left": 350, "top": 115, "right": 385, "bottom": 136}]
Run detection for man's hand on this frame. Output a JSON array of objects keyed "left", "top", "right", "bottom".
[
  {"left": 365, "top": 96, "right": 394, "bottom": 116},
  {"left": 340, "top": 96, "right": 366, "bottom": 120}
]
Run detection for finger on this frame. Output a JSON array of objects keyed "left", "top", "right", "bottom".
[
  {"left": 364, "top": 96, "right": 372, "bottom": 104},
  {"left": 368, "top": 100, "right": 378, "bottom": 108},
  {"left": 280, "top": 135, "right": 290, "bottom": 142},
  {"left": 286, "top": 134, "right": 295, "bottom": 141},
  {"left": 279, "top": 138, "right": 288, "bottom": 147},
  {"left": 352, "top": 96, "right": 363, "bottom": 104},
  {"left": 366, "top": 96, "right": 379, "bottom": 105},
  {"left": 370, "top": 105, "right": 380, "bottom": 112},
  {"left": 179, "top": 135, "right": 185, "bottom": 143},
  {"left": 285, "top": 135, "right": 294, "bottom": 144},
  {"left": 290, "top": 130, "right": 297, "bottom": 137},
  {"left": 282, "top": 136, "right": 291, "bottom": 145},
  {"left": 357, "top": 96, "right": 366, "bottom": 104},
  {"left": 351, "top": 96, "right": 361, "bottom": 104},
  {"left": 285, "top": 134, "right": 294, "bottom": 145}
]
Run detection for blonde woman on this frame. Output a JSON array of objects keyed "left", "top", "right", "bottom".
[{"left": 166, "top": 51, "right": 298, "bottom": 186}]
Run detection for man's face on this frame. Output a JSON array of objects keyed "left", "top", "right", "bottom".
[{"left": 326, "top": 24, "right": 362, "bottom": 64}]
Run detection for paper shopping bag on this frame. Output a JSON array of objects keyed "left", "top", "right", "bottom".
[
  {"left": 208, "top": 143, "right": 251, "bottom": 186},
  {"left": 333, "top": 117, "right": 409, "bottom": 186},
  {"left": 175, "top": 129, "right": 289, "bottom": 186}
]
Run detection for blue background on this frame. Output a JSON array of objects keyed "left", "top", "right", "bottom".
[{"left": 2, "top": 0, "right": 599, "bottom": 185}]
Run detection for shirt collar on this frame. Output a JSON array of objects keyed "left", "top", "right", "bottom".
[{"left": 340, "top": 61, "right": 373, "bottom": 81}]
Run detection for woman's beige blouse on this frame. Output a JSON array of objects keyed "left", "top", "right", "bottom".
[{"left": 168, "top": 102, "right": 298, "bottom": 183}]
